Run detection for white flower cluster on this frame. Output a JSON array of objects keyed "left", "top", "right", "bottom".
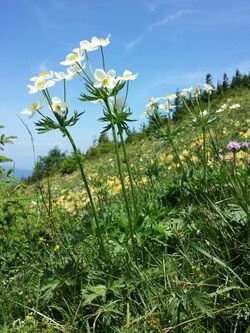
[
  {"left": 23, "top": 34, "right": 138, "bottom": 118},
  {"left": 216, "top": 103, "right": 241, "bottom": 113},
  {"left": 142, "top": 94, "right": 176, "bottom": 117}
]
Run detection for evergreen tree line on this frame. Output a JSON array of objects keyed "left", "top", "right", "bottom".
[{"left": 173, "top": 69, "right": 250, "bottom": 121}]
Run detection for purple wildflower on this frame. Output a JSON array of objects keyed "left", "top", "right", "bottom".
[
  {"left": 241, "top": 141, "right": 249, "bottom": 150},
  {"left": 227, "top": 141, "right": 241, "bottom": 152}
]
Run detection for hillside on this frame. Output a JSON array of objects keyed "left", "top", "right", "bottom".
[{"left": 0, "top": 85, "right": 249, "bottom": 332}]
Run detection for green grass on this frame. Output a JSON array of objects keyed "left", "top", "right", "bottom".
[{"left": 0, "top": 88, "right": 249, "bottom": 332}]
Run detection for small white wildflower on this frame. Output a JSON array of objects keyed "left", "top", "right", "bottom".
[
  {"left": 180, "top": 87, "right": 193, "bottom": 97},
  {"left": 165, "top": 93, "right": 177, "bottom": 101},
  {"left": 49, "top": 96, "right": 68, "bottom": 116},
  {"left": 118, "top": 70, "right": 138, "bottom": 81},
  {"left": 79, "top": 39, "right": 98, "bottom": 52},
  {"left": 27, "top": 79, "right": 55, "bottom": 94},
  {"left": 21, "top": 102, "right": 43, "bottom": 118},
  {"left": 146, "top": 97, "right": 163, "bottom": 108},
  {"left": 54, "top": 71, "right": 76, "bottom": 81},
  {"left": 29, "top": 71, "right": 54, "bottom": 82},
  {"left": 108, "top": 96, "right": 126, "bottom": 114},
  {"left": 201, "top": 110, "right": 208, "bottom": 116},
  {"left": 91, "top": 34, "right": 111, "bottom": 48},
  {"left": 159, "top": 102, "right": 176, "bottom": 112},
  {"left": 229, "top": 103, "right": 241, "bottom": 110},
  {"left": 94, "top": 68, "right": 117, "bottom": 89},
  {"left": 192, "top": 86, "right": 201, "bottom": 97},
  {"left": 204, "top": 83, "right": 214, "bottom": 94},
  {"left": 60, "top": 49, "right": 85, "bottom": 66}
]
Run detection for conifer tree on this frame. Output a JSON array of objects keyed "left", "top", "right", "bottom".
[
  {"left": 222, "top": 73, "right": 229, "bottom": 91},
  {"left": 205, "top": 73, "right": 213, "bottom": 86},
  {"left": 216, "top": 81, "right": 223, "bottom": 96}
]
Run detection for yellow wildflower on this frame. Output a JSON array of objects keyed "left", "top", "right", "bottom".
[{"left": 54, "top": 244, "right": 60, "bottom": 252}]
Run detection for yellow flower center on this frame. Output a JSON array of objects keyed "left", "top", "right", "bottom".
[
  {"left": 38, "top": 72, "right": 47, "bottom": 77},
  {"left": 68, "top": 53, "right": 79, "bottom": 61},
  {"left": 37, "top": 81, "right": 46, "bottom": 88},
  {"left": 102, "top": 76, "right": 110, "bottom": 86},
  {"left": 54, "top": 103, "right": 62, "bottom": 110},
  {"left": 31, "top": 103, "right": 39, "bottom": 110}
]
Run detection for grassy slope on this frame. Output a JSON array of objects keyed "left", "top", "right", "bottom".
[
  {"left": 34, "top": 88, "right": 250, "bottom": 213},
  {"left": 0, "top": 88, "right": 249, "bottom": 332}
]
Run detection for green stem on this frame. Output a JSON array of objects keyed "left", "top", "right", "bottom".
[
  {"left": 117, "top": 123, "right": 138, "bottom": 215},
  {"left": 64, "top": 128, "right": 106, "bottom": 257},
  {"left": 104, "top": 100, "right": 135, "bottom": 245},
  {"left": 76, "top": 62, "right": 93, "bottom": 85},
  {"left": 100, "top": 46, "right": 106, "bottom": 71},
  {"left": 85, "top": 52, "right": 94, "bottom": 77},
  {"left": 167, "top": 121, "right": 196, "bottom": 197},
  {"left": 63, "top": 79, "right": 66, "bottom": 102},
  {"left": 202, "top": 126, "right": 207, "bottom": 185},
  {"left": 181, "top": 97, "right": 197, "bottom": 118}
]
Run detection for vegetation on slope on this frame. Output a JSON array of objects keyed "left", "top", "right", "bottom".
[{"left": 0, "top": 39, "right": 249, "bottom": 332}]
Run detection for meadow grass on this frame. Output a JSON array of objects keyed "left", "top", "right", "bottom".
[{"left": 0, "top": 36, "right": 249, "bottom": 332}]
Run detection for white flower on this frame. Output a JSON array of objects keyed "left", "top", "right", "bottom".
[
  {"left": 165, "top": 93, "right": 177, "bottom": 102},
  {"left": 221, "top": 103, "right": 228, "bottom": 109},
  {"left": 204, "top": 83, "right": 214, "bottom": 94},
  {"left": 60, "top": 49, "right": 85, "bottom": 66},
  {"left": 192, "top": 86, "right": 201, "bottom": 97},
  {"left": 21, "top": 102, "right": 43, "bottom": 118},
  {"left": 108, "top": 96, "right": 126, "bottom": 114},
  {"left": 79, "top": 40, "right": 97, "bottom": 52},
  {"left": 216, "top": 108, "right": 224, "bottom": 113},
  {"left": 146, "top": 97, "right": 163, "bottom": 107},
  {"left": 216, "top": 103, "right": 228, "bottom": 113},
  {"left": 91, "top": 34, "right": 111, "bottom": 48},
  {"left": 30, "top": 71, "right": 54, "bottom": 82},
  {"left": 89, "top": 99, "right": 103, "bottom": 104},
  {"left": 49, "top": 96, "right": 68, "bottom": 116},
  {"left": 159, "top": 102, "right": 176, "bottom": 112},
  {"left": 93, "top": 68, "right": 117, "bottom": 89},
  {"left": 201, "top": 110, "right": 208, "bottom": 116},
  {"left": 229, "top": 103, "right": 241, "bottom": 110},
  {"left": 27, "top": 79, "right": 55, "bottom": 94},
  {"left": 180, "top": 87, "right": 193, "bottom": 97},
  {"left": 118, "top": 70, "right": 138, "bottom": 81},
  {"left": 54, "top": 71, "right": 76, "bottom": 81}
]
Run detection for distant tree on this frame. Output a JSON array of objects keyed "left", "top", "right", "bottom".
[
  {"left": 31, "top": 146, "right": 66, "bottom": 180},
  {"left": 173, "top": 90, "right": 184, "bottom": 122},
  {"left": 216, "top": 81, "right": 223, "bottom": 96},
  {"left": 222, "top": 73, "right": 229, "bottom": 91},
  {"left": 0, "top": 125, "right": 16, "bottom": 178},
  {"left": 241, "top": 72, "right": 250, "bottom": 88},
  {"left": 205, "top": 73, "right": 213, "bottom": 86},
  {"left": 126, "top": 127, "right": 139, "bottom": 143},
  {"left": 231, "top": 69, "right": 242, "bottom": 88},
  {"left": 146, "top": 110, "right": 164, "bottom": 134},
  {"left": 98, "top": 133, "right": 110, "bottom": 145}
]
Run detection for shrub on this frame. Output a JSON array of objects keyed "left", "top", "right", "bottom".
[{"left": 60, "top": 156, "right": 78, "bottom": 175}]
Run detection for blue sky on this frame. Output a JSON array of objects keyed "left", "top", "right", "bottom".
[{"left": 1, "top": 0, "right": 250, "bottom": 169}]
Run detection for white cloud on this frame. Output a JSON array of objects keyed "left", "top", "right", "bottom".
[
  {"left": 38, "top": 60, "right": 48, "bottom": 72},
  {"left": 149, "top": 9, "right": 195, "bottom": 30},
  {"left": 124, "top": 37, "right": 142, "bottom": 50},
  {"left": 151, "top": 70, "right": 206, "bottom": 88}
]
